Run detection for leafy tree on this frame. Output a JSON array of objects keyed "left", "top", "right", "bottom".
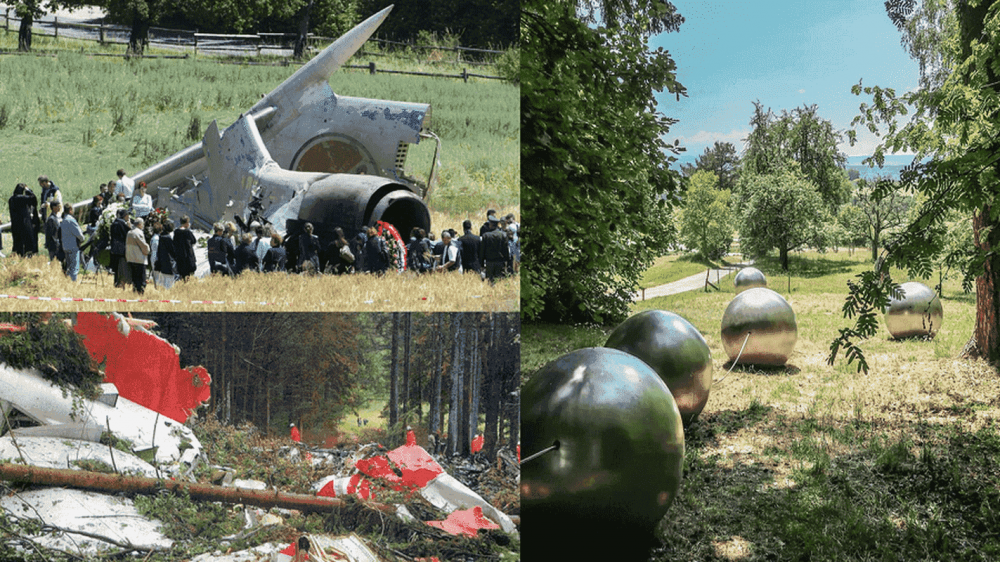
[
  {"left": 837, "top": 203, "right": 868, "bottom": 253},
  {"left": 679, "top": 170, "right": 733, "bottom": 260},
  {"left": 845, "top": 177, "right": 913, "bottom": 262},
  {"left": 741, "top": 102, "right": 851, "bottom": 211},
  {"left": 738, "top": 168, "right": 829, "bottom": 271},
  {"left": 357, "top": 0, "right": 518, "bottom": 49},
  {"left": 680, "top": 141, "right": 740, "bottom": 192},
  {"left": 522, "top": 0, "right": 685, "bottom": 323},
  {"left": 831, "top": 0, "right": 1000, "bottom": 370}
]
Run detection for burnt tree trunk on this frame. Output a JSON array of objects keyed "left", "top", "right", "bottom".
[
  {"left": 402, "top": 312, "right": 411, "bottom": 419},
  {"left": 17, "top": 11, "right": 32, "bottom": 52},
  {"left": 127, "top": 7, "right": 150, "bottom": 57},
  {"left": 429, "top": 317, "right": 443, "bottom": 436},
  {"left": 389, "top": 313, "right": 399, "bottom": 428},
  {"left": 447, "top": 314, "right": 462, "bottom": 455},
  {"left": 293, "top": 0, "right": 316, "bottom": 59},
  {"left": 482, "top": 315, "right": 500, "bottom": 458}
]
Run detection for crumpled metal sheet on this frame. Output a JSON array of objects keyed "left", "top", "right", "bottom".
[
  {"left": 0, "top": 488, "right": 173, "bottom": 556},
  {"left": 0, "top": 436, "right": 159, "bottom": 477}
]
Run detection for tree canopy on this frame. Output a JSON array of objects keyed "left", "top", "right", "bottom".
[
  {"left": 521, "top": 0, "right": 685, "bottom": 324},
  {"left": 741, "top": 102, "right": 851, "bottom": 212},
  {"left": 679, "top": 170, "right": 733, "bottom": 260},
  {"left": 737, "top": 168, "right": 829, "bottom": 271},
  {"left": 830, "top": 0, "right": 1000, "bottom": 371},
  {"left": 681, "top": 141, "right": 740, "bottom": 192}
]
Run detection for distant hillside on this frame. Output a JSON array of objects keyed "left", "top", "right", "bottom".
[{"left": 846, "top": 155, "right": 915, "bottom": 181}]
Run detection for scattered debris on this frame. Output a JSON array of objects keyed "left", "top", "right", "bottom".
[
  {"left": 0, "top": 488, "right": 173, "bottom": 556},
  {"left": 0, "top": 435, "right": 158, "bottom": 477}
]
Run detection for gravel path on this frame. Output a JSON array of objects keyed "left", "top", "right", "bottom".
[{"left": 632, "top": 261, "right": 753, "bottom": 301}]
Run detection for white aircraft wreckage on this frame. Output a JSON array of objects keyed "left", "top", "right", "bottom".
[{"left": 136, "top": 4, "right": 435, "bottom": 248}]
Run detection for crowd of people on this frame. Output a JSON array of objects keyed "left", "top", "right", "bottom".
[{"left": 6, "top": 172, "right": 521, "bottom": 293}]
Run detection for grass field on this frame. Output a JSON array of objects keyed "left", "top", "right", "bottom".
[
  {"left": 523, "top": 250, "right": 1000, "bottom": 561},
  {"left": 639, "top": 253, "right": 731, "bottom": 289},
  {"left": 0, "top": 29, "right": 517, "bottom": 227},
  {"left": 0, "top": 30, "right": 517, "bottom": 309}
]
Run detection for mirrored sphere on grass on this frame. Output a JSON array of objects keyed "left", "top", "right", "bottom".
[
  {"left": 885, "top": 281, "right": 943, "bottom": 339},
  {"left": 734, "top": 267, "right": 767, "bottom": 294},
  {"left": 520, "top": 347, "right": 685, "bottom": 549},
  {"left": 721, "top": 288, "right": 797, "bottom": 366},
  {"left": 605, "top": 310, "right": 713, "bottom": 425}
]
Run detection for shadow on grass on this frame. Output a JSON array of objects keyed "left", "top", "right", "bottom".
[
  {"left": 656, "top": 414, "right": 1000, "bottom": 561},
  {"left": 754, "top": 254, "right": 860, "bottom": 278},
  {"left": 721, "top": 362, "right": 802, "bottom": 376}
]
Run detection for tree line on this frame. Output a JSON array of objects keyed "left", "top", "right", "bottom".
[
  {"left": 10, "top": 0, "right": 517, "bottom": 56},
  {"left": 141, "top": 312, "right": 520, "bottom": 457}
]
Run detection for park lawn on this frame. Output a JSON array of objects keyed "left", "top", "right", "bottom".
[
  {"left": 523, "top": 249, "right": 1000, "bottom": 561},
  {"left": 639, "top": 253, "right": 728, "bottom": 289}
]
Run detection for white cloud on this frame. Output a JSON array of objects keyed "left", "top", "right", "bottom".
[
  {"left": 798, "top": 89, "right": 806, "bottom": 94},
  {"left": 678, "top": 129, "right": 750, "bottom": 147}
]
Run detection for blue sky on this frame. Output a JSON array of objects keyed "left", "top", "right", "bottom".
[{"left": 651, "top": 1, "right": 921, "bottom": 167}]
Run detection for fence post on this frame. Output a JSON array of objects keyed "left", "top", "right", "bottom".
[
  {"left": 54, "top": 16, "right": 58, "bottom": 39},
  {"left": 462, "top": 68, "right": 468, "bottom": 83},
  {"left": 99, "top": 23, "right": 105, "bottom": 44},
  {"left": 369, "top": 61, "right": 375, "bottom": 75},
  {"left": 193, "top": 33, "right": 198, "bottom": 58},
  {"left": 4, "top": 8, "right": 8, "bottom": 32}
]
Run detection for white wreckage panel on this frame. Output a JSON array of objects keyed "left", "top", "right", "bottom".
[
  {"left": 421, "top": 472, "right": 517, "bottom": 534},
  {"left": 0, "top": 488, "right": 173, "bottom": 556},
  {"left": 0, "top": 436, "right": 159, "bottom": 477},
  {"left": 0, "top": 364, "right": 201, "bottom": 472}
]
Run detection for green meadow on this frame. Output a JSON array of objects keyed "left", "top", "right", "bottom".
[
  {"left": 524, "top": 250, "right": 1000, "bottom": 561},
  {"left": 0, "top": 32, "right": 518, "bottom": 224}
]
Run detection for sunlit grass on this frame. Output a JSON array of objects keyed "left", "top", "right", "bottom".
[
  {"left": 0, "top": 253, "right": 518, "bottom": 312},
  {"left": 524, "top": 249, "right": 999, "bottom": 561}
]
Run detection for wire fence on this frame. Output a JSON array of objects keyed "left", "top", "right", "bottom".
[{"left": 0, "top": 10, "right": 507, "bottom": 81}]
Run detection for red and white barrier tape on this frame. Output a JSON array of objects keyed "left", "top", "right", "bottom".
[{"left": 0, "top": 294, "right": 273, "bottom": 306}]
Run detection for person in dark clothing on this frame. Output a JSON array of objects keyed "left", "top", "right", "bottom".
[
  {"left": 298, "top": 222, "right": 321, "bottom": 274},
  {"left": 154, "top": 219, "right": 177, "bottom": 289},
  {"left": 482, "top": 218, "right": 510, "bottom": 282},
  {"left": 173, "top": 216, "right": 198, "bottom": 280},
  {"left": 9, "top": 183, "right": 40, "bottom": 257},
  {"left": 407, "top": 227, "right": 432, "bottom": 273},
  {"left": 323, "top": 227, "right": 353, "bottom": 274},
  {"left": 364, "top": 226, "right": 389, "bottom": 275},
  {"left": 352, "top": 231, "right": 368, "bottom": 273},
  {"left": 109, "top": 208, "right": 131, "bottom": 287},
  {"left": 207, "top": 223, "right": 235, "bottom": 275},
  {"left": 262, "top": 233, "right": 287, "bottom": 272},
  {"left": 479, "top": 209, "right": 498, "bottom": 236},
  {"left": 44, "top": 201, "right": 63, "bottom": 264},
  {"left": 233, "top": 233, "right": 259, "bottom": 275},
  {"left": 87, "top": 196, "right": 104, "bottom": 229},
  {"left": 125, "top": 218, "right": 150, "bottom": 294},
  {"left": 38, "top": 176, "right": 61, "bottom": 223},
  {"left": 458, "top": 219, "right": 483, "bottom": 275}
]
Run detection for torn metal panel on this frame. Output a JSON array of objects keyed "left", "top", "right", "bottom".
[
  {"left": 0, "top": 488, "right": 173, "bottom": 556},
  {"left": 131, "top": 5, "right": 434, "bottom": 243},
  {"left": 0, "top": 364, "right": 202, "bottom": 469},
  {"left": 420, "top": 472, "right": 517, "bottom": 534},
  {"left": 0, "top": 436, "right": 159, "bottom": 477},
  {"left": 73, "top": 312, "right": 212, "bottom": 424},
  {"left": 275, "top": 534, "right": 382, "bottom": 562},
  {"left": 9, "top": 422, "right": 104, "bottom": 442}
]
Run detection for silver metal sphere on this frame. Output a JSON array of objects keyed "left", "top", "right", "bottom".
[
  {"left": 885, "top": 281, "right": 943, "bottom": 339},
  {"left": 734, "top": 267, "right": 767, "bottom": 294},
  {"left": 721, "top": 288, "right": 797, "bottom": 366},
  {"left": 605, "top": 310, "right": 712, "bottom": 425},
  {"left": 521, "top": 348, "right": 685, "bottom": 545}
]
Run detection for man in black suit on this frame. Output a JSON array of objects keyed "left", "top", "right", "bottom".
[
  {"left": 173, "top": 215, "right": 199, "bottom": 280},
  {"left": 109, "top": 208, "right": 131, "bottom": 287},
  {"left": 459, "top": 219, "right": 483, "bottom": 276},
  {"left": 482, "top": 217, "right": 510, "bottom": 283}
]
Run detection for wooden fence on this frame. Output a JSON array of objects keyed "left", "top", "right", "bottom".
[{"left": 1, "top": 9, "right": 507, "bottom": 75}]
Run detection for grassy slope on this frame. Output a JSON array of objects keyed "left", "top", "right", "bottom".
[
  {"left": 0, "top": 29, "right": 517, "bottom": 221},
  {"left": 524, "top": 250, "right": 1000, "bottom": 561}
]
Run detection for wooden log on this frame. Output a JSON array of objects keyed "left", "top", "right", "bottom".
[
  {"left": 0, "top": 463, "right": 386, "bottom": 514},
  {"left": 0, "top": 463, "right": 521, "bottom": 526}
]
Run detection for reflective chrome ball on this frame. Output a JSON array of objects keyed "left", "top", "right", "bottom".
[
  {"left": 885, "top": 281, "right": 943, "bottom": 339},
  {"left": 734, "top": 267, "right": 767, "bottom": 294},
  {"left": 521, "top": 348, "right": 684, "bottom": 550},
  {"left": 721, "top": 288, "right": 797, "bottom": 366},
  {"left": 605, "top": 310, "right": 712, "bottom": 425}
]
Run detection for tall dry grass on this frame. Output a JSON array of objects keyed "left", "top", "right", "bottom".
[{"left": 0, "top": 253, "right": 518, "bottom": 312}]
